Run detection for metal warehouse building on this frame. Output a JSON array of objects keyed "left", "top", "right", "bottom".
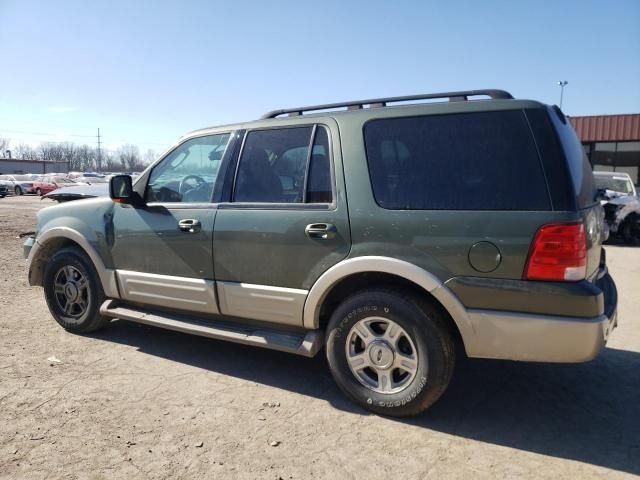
[
  {"left": 0, "top": 159, "right": 67, "bottom": 175},
  {"left": 571, "top": 113, "right": 640, "bottom": 186}
]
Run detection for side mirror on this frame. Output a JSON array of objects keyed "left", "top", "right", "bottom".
[{"left": 109, "top": 175, "right": 134, "bottom": 203}]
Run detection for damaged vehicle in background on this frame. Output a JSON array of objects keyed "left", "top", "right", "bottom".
[{"left": 595, "top": 171, "right": 640, "bottom": 243}]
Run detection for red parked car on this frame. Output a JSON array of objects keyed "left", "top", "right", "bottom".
[{"left": 32, "top": 176, "right": 82, "bottom": 196}]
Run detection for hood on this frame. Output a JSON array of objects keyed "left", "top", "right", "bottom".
[
  {"left": 605, "top": 194, "right": 640, "bottom": 207},
  {"left": 43, "top": 183, "right": 109, "bottom": 202}
]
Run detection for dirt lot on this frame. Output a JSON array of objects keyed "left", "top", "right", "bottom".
[{"left": 0, "top": 195, "right": 638, "bottom": 479}]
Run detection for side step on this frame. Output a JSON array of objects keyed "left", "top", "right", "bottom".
[{"left": 99, "top": 300, "right": 323, "bottom": 357}]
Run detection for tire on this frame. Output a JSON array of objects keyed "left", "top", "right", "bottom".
[
  {"left": 326, "top": 289, "right": 455, "bottom": 417},
  {"left": 43, "top": 247, "right": 110, "bottom": 333},
  {"left": 15, "top": 186, "right": 23, "bottom": 196},
  {"left": 621, "top": 214, "right": 640, "bottom": 244},
  {"left": 36, "top": 188, "right": 42, "bottom": 196}
]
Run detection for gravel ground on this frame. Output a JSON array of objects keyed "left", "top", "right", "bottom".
[{"left": 1, "top": 195, "right": 639, "bottom": 479}]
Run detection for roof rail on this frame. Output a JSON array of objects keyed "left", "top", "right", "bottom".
[{"left": 260, "top": 89, "right": 513, "bottom": 119}]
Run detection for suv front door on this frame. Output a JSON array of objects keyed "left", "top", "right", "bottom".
[
  {"left": 213, "top": 121, "right": 351, "bottom": 326},
  {"left": 109, "top": 132, "right": 237, "bottom": 314}
]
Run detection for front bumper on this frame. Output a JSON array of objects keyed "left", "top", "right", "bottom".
[
  {"left": 464, "top": 272, "right": 618, "bottom": 363},
  {"left": 23, "top": 236, "right": 36, "bottom": 260}
]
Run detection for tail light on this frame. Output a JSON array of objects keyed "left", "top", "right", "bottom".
[{"left": 524, "top": 223, "right": 587, "bottom": 282}]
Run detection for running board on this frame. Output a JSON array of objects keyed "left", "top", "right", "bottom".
[{"left": 99, "top": 300, "right": 323, "bottom": 357}]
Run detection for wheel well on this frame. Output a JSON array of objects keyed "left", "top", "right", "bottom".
[
  {"left": 317, "top": 271, "right": 463, "bottom": 345},
  {"left": 30, "top": 237, "right": 85, "bottom": 286}
]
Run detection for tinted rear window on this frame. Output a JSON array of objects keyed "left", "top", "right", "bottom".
[
  {"left": 547, "top": 107, "right": 596, "bottom": 208},
  {"left": 363, "top": 110, "right": 551, "bottom": 210}
]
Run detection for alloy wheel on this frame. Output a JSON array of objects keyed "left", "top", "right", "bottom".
[
  {"left": 345, "top": 316, "right": 420, "bottom": 394},
  {"left": 53, "top": 265, "right": 90, "bottom": 321}
]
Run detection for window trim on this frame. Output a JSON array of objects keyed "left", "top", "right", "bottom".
[
  {"left": 225, "top": 123, "right": 336, "bottom": 210},
  {"left": 362, "top": 110, "right": 553, "bottom": 212},
  {"left": 301, "top": 124, "right": 317, "bottom": 203}
]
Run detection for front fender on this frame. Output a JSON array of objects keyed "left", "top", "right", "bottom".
[{"left": 28, "top": 199, "right": 119, "bottom": 298}]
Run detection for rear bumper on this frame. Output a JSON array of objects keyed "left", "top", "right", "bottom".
[{"left": 464, "top": 272, "right": 618, "bottom": 363}]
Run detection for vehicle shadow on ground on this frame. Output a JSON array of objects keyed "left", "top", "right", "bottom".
[{"left": 92, "top": 321, "right": 640, "bottom": 475}]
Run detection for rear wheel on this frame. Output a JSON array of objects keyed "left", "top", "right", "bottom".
[
  {"left": 14, "top": 186, "right": 23, "bottom": 195},
  {"left": 325, "top": 289, "right": 456, "bottom": 417},
  {"left": 43, "top": 247, "right": 110, "bottom": 333},
  {"left": 36, "top": 188, "right": 42, "bottom": 196}
]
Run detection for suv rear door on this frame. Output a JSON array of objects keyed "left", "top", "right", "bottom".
[{"left": 213, "top": 120, "right": 350, "bottom": 327}]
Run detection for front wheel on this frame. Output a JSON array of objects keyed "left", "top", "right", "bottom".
[
  {"left": 621, "top": 214, "right": 640, "bottom": 243},
  {"left": 15, "top": 186, "right": 23, "bottom": 195},
  {"left": 326, "top": 289, "right": 456, "bottom": 417},
  {"left": 43, "top": 247, "right": 110, "bottom": 333}
]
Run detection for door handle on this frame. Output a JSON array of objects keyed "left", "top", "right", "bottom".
[
  {"left": 178, "top": 219, "right": 201, "bottom": 233},
  {"left": 305, "top": 223, "right": 337, "bottom": 240}
]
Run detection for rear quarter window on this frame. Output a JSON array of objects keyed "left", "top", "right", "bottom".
[
  {"left": 548, "top": 107, "right": 596, "bottom": 209},
  {"left": 363, "top": 110, "right": 551, "bottom": 210}
]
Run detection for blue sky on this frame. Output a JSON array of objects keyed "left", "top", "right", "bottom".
[{"left": 1, "top": 0, "right": 639, "bottom": 153}]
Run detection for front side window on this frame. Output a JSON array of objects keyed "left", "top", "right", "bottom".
[
  {"left": 146, "top": 133, "right": 231, "bottom": 203},
  {"left": 233, "top": 126, "right": 333, "bottom": 204}
]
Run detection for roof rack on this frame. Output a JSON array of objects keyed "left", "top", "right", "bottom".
[{"left": 260, "top": 89, "right": 513, "bottom": 119}]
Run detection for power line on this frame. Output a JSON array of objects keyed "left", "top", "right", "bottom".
[
  {"left": 0, "top": 128, "right": 95, "bottom": 138},
  {"left": 0, "top": 127, "right": 172, "bottom": 147}
]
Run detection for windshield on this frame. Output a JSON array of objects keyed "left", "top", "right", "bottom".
[
  {"left": 594, "top": 174, "right": 635, "bottom": 195},
  {"left": 13, "top": 175, "right": 32, "bottom": 181}
]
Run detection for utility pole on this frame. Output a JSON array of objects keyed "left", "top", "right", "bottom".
[
  {"left": 557, "top": 81, "right": 568, "bottom": 109},
  {"left": 97, "top": 128, "right": 102, "bottom": 173}
]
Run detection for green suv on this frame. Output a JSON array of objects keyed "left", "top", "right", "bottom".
[{"left": 24, "top": 89, "right": 618, "bottom": 416}]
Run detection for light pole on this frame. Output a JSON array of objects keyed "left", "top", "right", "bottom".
[{"left": 557, "top": 81, "right": 568, "bottom": 109}]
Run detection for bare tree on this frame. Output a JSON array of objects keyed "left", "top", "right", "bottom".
[
  {"left": 143, "top": 149, "right": 157, "bottom": 166},
  {"left": 102, "top": 151, "right": 120, "bottom": 172},
  {"left": 73, "top": 144, "right": 95, "bottom": 171},
  {"left": 0, "top": 137, "right": 9, "bottom": 156},
  {"left": 118, "top": 144, "right": 143, "bottom": 171},
  {"left": 14, "top": 144, "right": 39, "bottom": 160},
  {"left": 1, "top": 136, "right": 158, "bottom": 172}
]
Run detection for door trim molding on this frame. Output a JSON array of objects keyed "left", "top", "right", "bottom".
[
  {"left": 117, "top": 270, "right": 219, "bottom": 314},
  {"left": 217, "top": 281, "right": 308, "bottom": 326}
]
